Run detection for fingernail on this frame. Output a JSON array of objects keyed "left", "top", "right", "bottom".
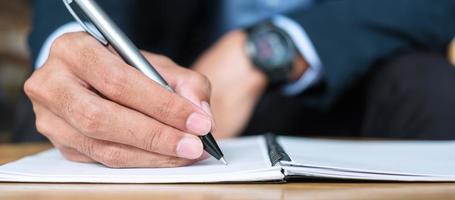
[
  {"left": 186, "top": 112, "right": 212, "bottom": 135},
  {"left": 176, "top": 135, "right": 203, "bottom": 159}
]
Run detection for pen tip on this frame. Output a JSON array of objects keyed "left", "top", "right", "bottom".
[{"left": 220, "top": 157, "right": 228, "bottom": 165}]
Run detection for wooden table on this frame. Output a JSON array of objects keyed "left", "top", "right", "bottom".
[
  {"left": 1, "top": 143, "right": 455, "bottom": 200},
  {"left": 449, "top": 38, "right": 455, "bottom": 65}
]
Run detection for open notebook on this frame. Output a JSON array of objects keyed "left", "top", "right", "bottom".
[{"left": 1, "top": 134, "right": 455, "bottom": 183}]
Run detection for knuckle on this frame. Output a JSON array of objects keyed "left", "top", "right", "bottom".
[
  {"left": 50, "top": 33, "right": 73, "bottom": 56},
  {"left": 143, "top": 125, "right": 166, "bottom": 152},
  {"left": 25, "top": 61, "right": 71, "bottom": 104},
  {"left": 78, "top": 138, "right": 96, "bottom": 158},
  {"left": 35, "top": 117, "right": 49, "bottom": 135},
  {"left": 76, "top": 102, "right": 106, "bottom": 136},
  {"left": 24, "top": 68, "right": 51, "bottom": 100},
  {"left": 52, "top": 32, "right": 99, "bottom": 67},
  {"left": 24, "top": 67, "right": 65, "bottom": 102},
  {"left": 102, "top": 69, "right": 127, "bottom": 100},
  {"left": 23, "top": 76, "right": 40, "bottom": 98},
  {"left": 154, "top": 94, "right": 177, "bottom": 121},
  {"left": 190, "top": 72, "right": 212, "bottom": 93},
  {"left": 190, "top": 71, "right": 207, "bottom": 84},
  {"left": 101, "top": 148, "right": 124, "bottom": 168},
  {"left": 197, "top": 73, "right": 210, "bottom": 86}
]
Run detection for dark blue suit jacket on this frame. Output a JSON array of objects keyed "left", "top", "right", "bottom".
[
  {"left": 15, "top": 0, "right": 455, "bottom": 141},
  {"left": 29, "top": 0, "right": 455, "bottom": 107}
]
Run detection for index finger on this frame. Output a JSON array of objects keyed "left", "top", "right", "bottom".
[{"left": 56, "top": 32, "right": 212, "bottom": 136}]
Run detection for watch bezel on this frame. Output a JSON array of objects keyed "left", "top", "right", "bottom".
[{"left": 245, "top": 22, "right": 296, "bottom": 84}]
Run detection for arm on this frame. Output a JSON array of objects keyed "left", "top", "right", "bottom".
[
  {"left": 285, "top": 0, "right": 455, "bottom": 108},
  {"left": 192, "top": 0, "right": 455, "bottom": 137}
]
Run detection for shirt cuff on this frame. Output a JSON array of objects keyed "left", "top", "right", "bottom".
[
  {"left": 272, "top": 15, "right": 323, "bottom": 96},
  {"left": 35, "top": 22, "right": 84, "bottom": 69}
]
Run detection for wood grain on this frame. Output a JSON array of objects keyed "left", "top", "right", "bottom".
[
  {"left": 1, "top": 143, "right": 455, "bottom": 200},
  {"left": 449, "top": 38, "right": 455, "bottom": 66},
  {"left": 0, "top": 142, "right": 52, "bottom": 164}
]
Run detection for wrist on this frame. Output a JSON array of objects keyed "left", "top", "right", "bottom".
[
  {"left": 290, "top": 55, "right": 309, "bottom": 81},
  {"left": 245, "top": 21, "right": 307, "bottom": 84}
]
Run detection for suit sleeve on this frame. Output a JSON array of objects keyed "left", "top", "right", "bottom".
[
  {"left": 28, "top": 0, "right": 138, "bottom": 66},
  {"left": 284, "top": 0, "right": 455, "bottom": 109}
]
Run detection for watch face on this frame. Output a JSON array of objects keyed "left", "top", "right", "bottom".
[
  {"left": 251, "top": 30, "right": 293, "bottom": 69},
  {"left": 246, "top": 24, "right": 296, "bottom": 83}
]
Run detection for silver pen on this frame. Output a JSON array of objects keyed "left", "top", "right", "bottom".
[{"left": 63, "top": 0, "right": 227, "bottom": 164}]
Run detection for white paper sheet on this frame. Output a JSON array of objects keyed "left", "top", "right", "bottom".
[
  {"left": 0, "top": 136, "right": 283, "bottom": 183},
  {"left": 3, "top": 135, "right": 455, "bottom": 183},
  {"left": 279, "top": 136, "right": 455, "bottom": 178}
]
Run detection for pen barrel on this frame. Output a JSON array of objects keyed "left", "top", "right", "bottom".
[{"left": 73, "top": 0, "right": 171, "bottom": 89}]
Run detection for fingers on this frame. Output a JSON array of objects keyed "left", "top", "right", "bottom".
[
  {"left": 34, "top": 104, "right": 95, "bottom": 163},
  {"left": 33, "top": 103, "right": 196, "bottom": 168},
  {"left": 143, "top": 52, "right": 216, "bottom": 132},
  {"left": 52, "top": 32, "right": 212, "bottom": 136},
  {"left": 75, "top": 138, "right": 197, "bottom": 168},
  {"left": 27, "top": 72, "right": 203, "bottom": 159},
  {"left": 24, "top": 32, "right": 215, "bottom": 167},
  {"left": 59, "top": 146, "right": 95, "bottom": 163},
  {"left": 142, "top": 52, "right": 212, "bottom": 106}
]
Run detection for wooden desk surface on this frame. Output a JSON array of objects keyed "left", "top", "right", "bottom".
[
  {"left": 449, "top": 38, "right": 455, "bottom": 65},
  {"left": 1, "top": 143, "right": 455, "bottom": 200}
]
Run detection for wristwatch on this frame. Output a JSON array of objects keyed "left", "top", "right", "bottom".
[{"left": 245, "top": 22, "right": 297, "bottom": 84}]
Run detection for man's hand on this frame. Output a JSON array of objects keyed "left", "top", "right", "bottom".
[
  {"left": 193, "top": 31, "right": 268, "bottom": 138},
  {"left": 25, "top": 32, "right": 214, "bottom": 168}
]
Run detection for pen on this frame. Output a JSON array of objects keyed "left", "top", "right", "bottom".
[{"left": 63, "top": 0, "right": 227, "bottom": 165}]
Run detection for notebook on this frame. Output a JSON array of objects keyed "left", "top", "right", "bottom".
[{"left": 1, "top": 134, "right": 455, "bottom": 183}]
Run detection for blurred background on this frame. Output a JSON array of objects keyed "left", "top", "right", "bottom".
[
  {"left": 0, "top": 1, "right": 454, "bottom": 144},
  {"left": 0, "top": 0, "right": 31, "bottom": 143}
]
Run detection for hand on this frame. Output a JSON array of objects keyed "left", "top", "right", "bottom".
[
  {"left": 25, "top": 32, "right": 214, "bottom": 168},
  {"left": 193, "top": 31, "right": 268, "bottom": 138}
]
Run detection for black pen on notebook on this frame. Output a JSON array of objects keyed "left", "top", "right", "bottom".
[{"left": 63, "top": 0, "right": 227, "bottom": 165}]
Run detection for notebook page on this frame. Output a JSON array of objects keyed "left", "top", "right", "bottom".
[
  {"left": 278, "top": 136, "right": 455, "bottom": 177},
  {"left": 284, "top": 166, "right": 455, "bottom": 181},
  {"left": 0, "top": 136, "right": 283, "bottom": 183}
]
